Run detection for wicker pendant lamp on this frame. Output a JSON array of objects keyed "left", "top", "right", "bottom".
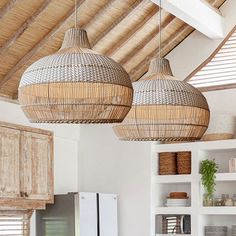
[
  {"left": 113, "top": 1, "right": 210, "bottom": 141},
  {"left": 18, "top": 2, "right": 133, "bottom": 123}
]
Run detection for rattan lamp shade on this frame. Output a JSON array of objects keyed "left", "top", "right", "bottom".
[
  {"left": 18, "top": 28, "right": 133, "bottom": 123},
  {"left": 113, "top": 57, "right": 210, "bottom": 141}
]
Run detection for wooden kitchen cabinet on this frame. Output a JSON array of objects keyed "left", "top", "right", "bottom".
[
  {"left": 21, "top": 131, "right": 54, "bottom": 202},
  {"left": 0, "top": 126, "right": 21, "bottom": 199},
  {"left": 0, "top": 121, "right": 54, "bottom": 210}
]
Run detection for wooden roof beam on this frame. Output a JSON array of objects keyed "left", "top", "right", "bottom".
[
  {"left": 129, "top": 25, "right": 192, "bottom": 81},
  {"left": 106, "top": 7, "right": 158, "bottom": 57},
  {"left": 151, "top": 0, "right": 225, "bottom": 39},
  {"left": 0, "top": 0, "right": 52, "bottom": 55},
  {"left": 122, "top": 13, "right": 177, "bottom": 73},
  {"left": 0, "top": 0, "right": 17, "bottom": 20},
  {"left": 0, "top": 0, "right": 89, "bottom": 88},
  {"left": 90, "top": 0, "right": 143, "bottom": 47},
  {"left": 120, "top": 14, "right": 175, "bottom": 66},
  {"left": 92, "top": 0, "right": 143, "bottom": 48}
]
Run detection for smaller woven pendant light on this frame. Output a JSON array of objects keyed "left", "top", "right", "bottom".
[
  {"left": 18, "top": 1, "right": 133, "bottom": 123},
  {"left": 113, "top": 0, "right": 210, "bottom": 141},
  {"left": 113, "top": 57, "right": 210, "bottom": 141}
]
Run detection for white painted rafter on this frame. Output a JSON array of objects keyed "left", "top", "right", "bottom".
[{"left": 151, "top": 0, "right": 226, "bottom": 39}]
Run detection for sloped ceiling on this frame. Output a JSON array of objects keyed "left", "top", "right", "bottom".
[{"left": 0, "top": 0, "right": 226, "bottom": 100}]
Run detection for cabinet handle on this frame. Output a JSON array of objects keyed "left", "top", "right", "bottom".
[{"left": 20, "top": 191, "right": 29, "bottom": 197}]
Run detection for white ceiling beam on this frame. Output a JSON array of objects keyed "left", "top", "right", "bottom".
[{"left": 151, "top": 0, "right": 226, "bottom": 39}]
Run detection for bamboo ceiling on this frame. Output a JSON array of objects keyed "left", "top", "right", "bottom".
[{"left": 0, "top": 0, "right": 226, "bottom": 100}]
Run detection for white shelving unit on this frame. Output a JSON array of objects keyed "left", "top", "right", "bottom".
[
  {"left": 151, "top": 139, "right": 236, "bottom": 236},
  {"left": 155, "top": 207, "right": 193, "bottom": 215}
]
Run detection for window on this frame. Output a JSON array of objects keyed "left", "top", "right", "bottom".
[
  {"left": 186, "top": 26, "right": 236, "bottom": 91},
  {"left": 0, "top": 211, "right": 32, "bottom": 236}
]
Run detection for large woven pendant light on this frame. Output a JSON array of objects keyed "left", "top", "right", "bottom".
[
  {"left": 113, "top": 1, "right": 210, "bottom": 141},
  {"left": 18, "top": 1, "right": 133, "bottom": 123}
]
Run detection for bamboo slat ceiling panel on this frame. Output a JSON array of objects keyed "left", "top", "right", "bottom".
[{"left": 0, "top": 0, "right": 226, "bottom": 100}]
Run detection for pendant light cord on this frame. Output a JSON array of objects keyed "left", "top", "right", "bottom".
[
  {"left": 75, "top": 0, "right": 78, "bottom": 28},
  {"left": 158, "top": 0, "right": 162, "bottom": 61}
]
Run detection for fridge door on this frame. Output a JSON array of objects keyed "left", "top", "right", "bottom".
[
  {"left": 99, "top": 194, "right": 118, "bottom": 236},
  {"left": 36, "top": 194, "right": 76, "bottom": 236},
  {"left": 78, "top": 192, "right": 98, "bottom": 236}
]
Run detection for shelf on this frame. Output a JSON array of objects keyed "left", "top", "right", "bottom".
[
  {"left": 156, "top": 234, "right": 191, "bottom": 236},
  {"left": 198, "top": 173, "right": 236, "bottom": 182},
  {"left": 152, "top": 142, "right": 193, "bottom": 153},
  {"left": 198, "top": 139, "right": 236, "bottom": 151},
  {"left": 215, "top": 172, "right": 236, "bottom": 181},
  {"left": 200, "top": 206, "right": 236, "bottom": 215},
  {"left": 152, "top": 139, "right": 236, "bottom": 153},
  {"left": 153, "top": 175, "right": 192, "bottom": 184},
  {"left": 155, "top": 207, "right": 192, "bottom": 215}
]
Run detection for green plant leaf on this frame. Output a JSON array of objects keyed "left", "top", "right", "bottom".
[{"left": 200, "top": 159, "right": 218, "bottom": 199}]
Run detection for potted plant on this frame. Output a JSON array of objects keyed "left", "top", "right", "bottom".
[{"left": 200, "top": 159, "right": 218, "bottom": 206}]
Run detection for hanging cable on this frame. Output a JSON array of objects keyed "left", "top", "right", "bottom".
[
  {"left": 75, "top": 0, "right": 77, "bottom": 28},
  {"left": 158, "top": 0, "right": 162, "bottom": 61}
]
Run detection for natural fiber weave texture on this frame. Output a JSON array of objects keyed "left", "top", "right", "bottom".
[
  {"left": 18, "top": 28, "right": 133, "bottom": 123},
  {"left": 113, "top": 57, "right": 210, "bottom": 141}
]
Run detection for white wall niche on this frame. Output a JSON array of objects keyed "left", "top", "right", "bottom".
[
  {"left": 154, "top": 183, "right": 191, "bottom": 208},
  {"left": 198, "top": 149, "right": 236, "bottom": 173},
  {"left": 199, "top": 215, "right": 236, "bottom": 236}
]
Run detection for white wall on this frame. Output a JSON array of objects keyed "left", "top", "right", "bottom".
[
  {"left": 1, "top": 80, "right": 236, "bottom": 236},
  {"left": 1, "top": 89, "right": 236, "bottom": 236},
  {"left": 78, "top": 125, "right": 151, "bottom": 236},
  {"left": 204, "top": 88, "right": 236, "bottom": 115},
  {"left": 76, "top": 87, "right": 236, "bottom": 236}
]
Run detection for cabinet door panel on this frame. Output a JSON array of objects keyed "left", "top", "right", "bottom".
[
  {"left": 0, "top": 127, "right": 20, "bottom": 198},
  {"left": 21, "top": 132, "right": 53, "bottom": 201}
]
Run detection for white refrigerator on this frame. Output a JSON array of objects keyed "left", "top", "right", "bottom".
[{"left": 36, "top": 192, "right": 118, "bottom": 236}]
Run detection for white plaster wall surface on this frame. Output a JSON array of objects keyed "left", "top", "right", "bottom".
[
  {"left": 1, "top": 87, "right": 236, "bottom": 236},
  {"left": 204, "top": 88, "right": 236, "bottom": 115},
  {"left": 79, "top": 124, "right": 151, "bottom": 236}
]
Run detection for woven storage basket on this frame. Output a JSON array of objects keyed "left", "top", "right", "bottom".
[
  {"left": 159, "top": 152, "right": 177, "bottom": 175},
  {"left": 177, "top": 152, "right": 191, "bottom": 174}
]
